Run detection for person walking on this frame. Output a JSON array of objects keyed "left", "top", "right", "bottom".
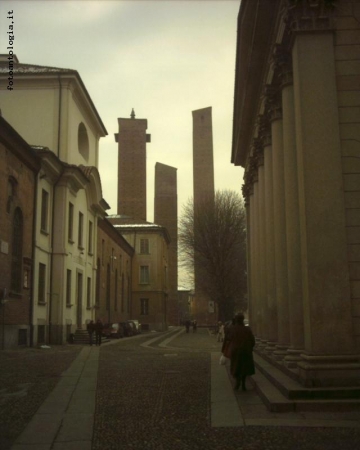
[
  {"left": 228, "top": 313, "right": 255, "bottom": 391},
  {"left": 217, "top": 321, "right": 225, "bottom": 342},
  {"left": 95, "top": 319, "right": 103, "bottom": 346},
  {"left": 192, "top": 320, "right": 197, "bottom": 333},
  {"left": 185, "top": 319, "right": 191, "bottom": 333},
  {"left": 87, "top": 320, "right": 95, "bottom": 346}
]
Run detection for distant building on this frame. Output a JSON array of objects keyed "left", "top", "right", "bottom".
[
  {"left": 0, "top": 116, "right": 40, "bottom": 349},
  {"left": 96, "top": 218, "right": 134, "bottom": 326},
  {"left": 192, "top": 107, "right": 215, "bottom": 325},
  {"left": 177, "top": 290, "right": 195, "bottom": 324},
  {"left": 108, "top": 216, "right": 170, "bottom": 331},
  {"left": 232, "top": 0, "right": 360, "bottom": 387},
  {"left": 154, "top": 162, "right": 178, "bottom": 325}
]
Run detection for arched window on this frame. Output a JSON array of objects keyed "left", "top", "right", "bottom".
[
  {"left": 78, "top": 122, "right": 89, "bottom": 161},
  {"left": 7, "top": 177, "right": 17, "bottom": 213},
  {"left": 11, "top": 207, "right": 23, "bottom": 293}
]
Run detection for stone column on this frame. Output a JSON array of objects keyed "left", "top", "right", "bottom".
[
  {"left": 247, "top": 168, "right": 257, "bottom": 336},
  {"left": 252, "top": 161, "right": 261, "bottom": 339},
  {"left": 260, "top": 116, "right": 278, "bottom": 351},
  {"left": 242, "top": 181, "right": 252, "bottom": 328},
  {"left": 270, "top": 93, "right": 290, "bottom": 359},
  {"left": 254, "top": 139, "right": 268, "bottom": 346},
  {"left": 291, "top": 24, "right": 360, "bottom": 385},
  {"left": 279, "top": 54, "right": 305, "bottom": 367}
]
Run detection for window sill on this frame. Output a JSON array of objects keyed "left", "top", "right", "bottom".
[
  {"left": 9, "top": 291, "right": 22, "bottom": 299},
  {"left": 38, "top": 301, "right": 47, "bottom": 306},
  {"left": 86, "top": 306, "right": 92, "bottom": 310},
  {"left": 78, "top": 245, "right": 85, "bottom": 251},
  {"left": 40, "top": 229, "right": 49, "bottom": 236},
  {"left": 66, "top": 303, "right": 74, "bottom": 308},
  {"left": 68, "top": 239, "right": 75, "bottom": 245},
  {"left": 88, "top": 252, "right": 93, "bottom": 256}
]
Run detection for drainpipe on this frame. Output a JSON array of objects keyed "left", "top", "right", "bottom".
[
  {"left": 29, "top": 168, "right": 39, "bottom": 347},
  {"left": 48, "top": 76, "right": 62, "bottom": 343}
]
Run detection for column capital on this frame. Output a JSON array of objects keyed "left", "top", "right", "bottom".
[
  {"left": 257, "top": 114, "right": 272, "bottom": 147},
  {"left": 264, "top": 87, "right": 283, "bottom": 122},
  {"left": 253, "top": 138, "right": 265, "bottom": 167},
  {"left": 272, "top": 45, "right": 293, "bottom": 87},
  {"left": 284, "top": 0, "right": 335, "bottom": 34}
]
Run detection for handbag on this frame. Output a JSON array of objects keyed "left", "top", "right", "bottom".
[{"left": 219, "top": 354, "right": 227, "bottom": 365}]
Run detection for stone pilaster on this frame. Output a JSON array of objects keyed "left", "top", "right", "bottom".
[
  {"left": 277, "top": 50, "right": 305, "bottom": 367},
  {"left": 291, "top": 5, "right": 360, "bottom": 386}
]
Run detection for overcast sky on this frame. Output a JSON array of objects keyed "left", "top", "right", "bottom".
[{"left": 0, "top": 0, "right": 243, "bottom": 286}]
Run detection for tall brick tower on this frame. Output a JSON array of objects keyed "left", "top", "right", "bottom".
[
  {"left": 154, "top": 163, "right": 178, "bottom": 325},
  {"left": 114, "top": 109, "right": 151, "bottom": 220},
  {"left": 192, "top": 106, "right": 215, "bottom": 324}
]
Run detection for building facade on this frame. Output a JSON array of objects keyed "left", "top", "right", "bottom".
[
  {"left": 0, "top": 116, "right": 40, "bottom": 349},
  {"left": 232, "top": 0, "right": 360, "bottom": 387},
  {"left": 192, "top": 107, "right": 216, "bottom": 324},
  {"left": 154, "top": 162, "right": 178, "bottom": 325},
  {"left": 109, "top": 217, "right": 170, "bottom": 331},
  {"left": 96, "top": 218, "right": 134, "bottom": 325},
  {"left": 0, "top": 56, "right": 109, "bottom": 344}
]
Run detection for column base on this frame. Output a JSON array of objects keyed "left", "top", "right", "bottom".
[
  {"left": 273, "top": 344, "right": 288, "bottom": 361},
  {"left": 284, "top": 348, "right": 303, "bottom": 369},
  {"left": 257, "top": 339, "right": 268, "bottom": 351},
  {"left": 264, "top": 341, "right": 277, "bottom": 355},
  {"left": 298, "top": 353, "right": 360, "bottom": 387}
]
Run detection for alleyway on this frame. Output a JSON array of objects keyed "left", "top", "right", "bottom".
[{"left": 2, "top": 328, "right": 360, "bottom": 450}]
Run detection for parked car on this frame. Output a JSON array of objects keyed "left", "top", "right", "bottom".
[
  {"left": 102, "top": 323, "right": 124, "bottom": 339},
  {"left": 128, "top": 319, "right": 142, "bottom": 334},
  {"left": 119, "top": 322, "right": 134, "bottom": 337}
]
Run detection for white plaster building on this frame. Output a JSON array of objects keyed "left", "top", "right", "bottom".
[{"left": 0, "top": 55, "right": 109, "bottom": 344}]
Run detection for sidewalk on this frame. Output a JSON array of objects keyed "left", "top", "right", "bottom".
[{"left": 11, "top": 345, "right": 99, "bottom": 450}]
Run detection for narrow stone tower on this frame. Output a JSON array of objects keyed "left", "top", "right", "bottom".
[
  {"left": 154, "top": 162, "right": 178, "bottom": 325},
  {"left": 114, "top": 109, "right": 151, "bottom": 220},
  {"left": 192, "top": 106, "right": 215, "bottom": 324}
]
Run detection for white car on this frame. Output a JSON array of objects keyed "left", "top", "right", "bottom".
[{"left": 128, "top": 319, "right": 142, "bottom": 334}]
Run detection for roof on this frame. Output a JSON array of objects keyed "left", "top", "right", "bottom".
[{"left": 0, "top": 56, "right": 107, "bottom": 136}]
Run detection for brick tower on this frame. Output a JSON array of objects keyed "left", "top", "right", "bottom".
[
  {"left": 154, "top": 163, "right": 178, "bottom": 325},
  {"left": 192, "top": 106, "right": 215, "bottom": 324},
  {"left": 114, "top": 109, "right": 151, "bottom": 220}
]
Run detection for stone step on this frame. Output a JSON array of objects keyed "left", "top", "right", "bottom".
[{"left": 252, "top": 352, "right": 360, "bottom": 412}]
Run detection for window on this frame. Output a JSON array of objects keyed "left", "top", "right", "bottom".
[
  {"left": 38, "top": 263, "right": 46, "bottom": 304},
  {"left": 40, "top": 189, "right": 49, "bottom": 232},
  {"left": 66, "top": 269, "right": 72, "bottom": 306},
  {"left": 121, "top": 273, "right": 125, "bottom": 312},
  {"left": 11, "top": 208, "right": 23, "bottom": 293},
  {"left": 68, "top": 203, "right": 74, "bottom": 242},
  {"left": 140, "top": 238, "right": 149, "bottom": 254},
  {"left": 115, "top": 270, "right": 118, "bottom": 311},
  {"left": 78, "top": 212, "right": 84, "bottom": 248},
  {"left": 88, "top": 221, "right": 93, "bottom": 254},
  {"left": 7, "top": 177, "right": 16, "bottom": 213},
  {"left": 87, "top": 277, "right": 91, "bottom": 309},
  {"left": 140, "top": 265, "right": 149, "bottom": 284},
  {"left": 106, "top": 264, "right": 110, "bottom": 311},
  {"left": 23, "top": 268, "right": 30, "bottom": 289},
  {"left": 140, "top": 298, "right": 149, "bottom": 315},
  {"left": 78, "top": 122, "right": 89, "bottom": 161},
  {"left": 96, "top": 258, "right": 101, "bottom": 307}
]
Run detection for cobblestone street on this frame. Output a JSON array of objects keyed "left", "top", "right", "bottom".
[{"left": 1, "top": 328, "right": 360, "bottom": 450}]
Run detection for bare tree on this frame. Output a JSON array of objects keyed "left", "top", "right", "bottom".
[{"left": 179, "top": 190, "right": 247, "bottom": 321}]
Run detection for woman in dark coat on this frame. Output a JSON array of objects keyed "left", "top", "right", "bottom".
[{"left": 229, "top": 314, "right": 255, "bottom": 391}]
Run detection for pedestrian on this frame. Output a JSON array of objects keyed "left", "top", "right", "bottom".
[
  {"left": 185, "top": 319, "right": 191, "bottom": 333},
  {"left": 95, "top": 319, "right": 103, "bottom": 346},
  {"left": 192, "top": 319, "right": 197, "bottom": 333},
  {"left": 87, "top": 320, "right": 95, "bottom": 346},
  {"left": 228, "top": 313, "right": 255, "bottom": 391},
  {"left": 217, "top": 321, "right": 225, "bottom": 342}
]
